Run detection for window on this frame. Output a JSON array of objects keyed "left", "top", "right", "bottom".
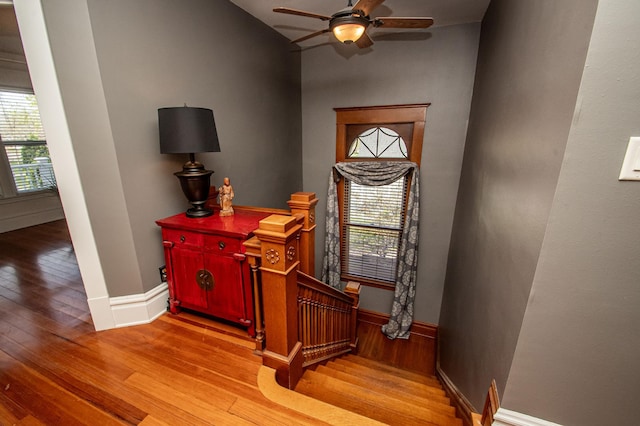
[
  {"left": 0, "top": 89, "right": 53, "bottom": 197},
  {"left": 343, "top": 179, "right": 406, "bottom": 283},
  {"left": 342, "top": 126, "right": 408, "bottom": 283},
  {"left": 335, "top": 104, "right": 428, "bottom": 289}
]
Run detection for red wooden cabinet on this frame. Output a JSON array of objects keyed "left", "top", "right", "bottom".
[{"left": 156, "top": 210, "right": 271, "bottom": 337}]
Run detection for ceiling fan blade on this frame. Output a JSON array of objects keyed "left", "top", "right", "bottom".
[
  {"left": 355, "top": 32, "right": 374, "bottom": 49},
  {"left": 353, "top": 0, "right": 385, "bottom": 16},
  {"left": 374, "top": 17, "right": 434, "bottom": 29},
  {"left": 291, "top": 28, "right": 331, "bottom": 44},
  {"left": 273, "top": 7, "right": 331, "bottom": 21}
]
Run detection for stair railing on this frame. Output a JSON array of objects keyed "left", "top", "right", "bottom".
[
  {"left": 246, "top": 192, "right": 360, "bottom": 389},
  {"left": 243, "top": 193, "right": 317, "bottom": 353},
  {"left": 297, "top": 272, "right": 360, "bottom": 367}
]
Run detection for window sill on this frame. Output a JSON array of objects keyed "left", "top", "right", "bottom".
[{"left": 341, "top": 274, "right": 395, "bottom": 291}]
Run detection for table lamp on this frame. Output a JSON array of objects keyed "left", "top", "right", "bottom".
[{"left": 158, "top": 106, "right": 220, "bottom": 218}]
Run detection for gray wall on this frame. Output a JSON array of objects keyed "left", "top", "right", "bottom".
[
  {"left": 502, "top": 0, "right": 640, "bottom": 424},
  {"left": 39, "top": 0, "right": 302, "bottom": 296},
  {"left": 40, "top": 0, "right": 143, "bottom": 298},
  {"left": 438, "top": 0, "right": 597, "bottom": 410},
  {"left": 301, "top": 23, "right": 481, "bottom": 324}
]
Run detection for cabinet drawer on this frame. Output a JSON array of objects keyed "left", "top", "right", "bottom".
[
  {"left": 163, "top": 229, "right": 203, "bottom": 247},
  {"left": 204, "top": 235, "right": 242, "bottom": 254}
]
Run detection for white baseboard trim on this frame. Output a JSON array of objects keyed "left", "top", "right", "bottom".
[
  {"left": 109, "top": 283, "right": 169, "bottom": 328},
  {"left": 87, "top": 294, "right": 115, "bottom": 331},
  {"left": 493, "top": 408, "right": 563, "bottom": 426},
  {"left": 0, "top": 206, "right": 64, "bottom": 233},
  {"left": 86, "top": 283, "right": 169, "bottom": 331}
]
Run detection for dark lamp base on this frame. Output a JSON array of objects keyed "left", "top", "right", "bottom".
[
  {"left": 186, "top": 205, "right": 213, "bottom": 218},
  {"left": 174, "top": 158, "right": 214, "bottom": 218}
]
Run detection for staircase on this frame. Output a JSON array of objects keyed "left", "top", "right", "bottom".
[{"left": 294, "top": 354, "right": 463, "bottom": 426}]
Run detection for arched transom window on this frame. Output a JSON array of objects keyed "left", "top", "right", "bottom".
[{"left": 347, "top": 127, "right": 408, "bottom": 159}]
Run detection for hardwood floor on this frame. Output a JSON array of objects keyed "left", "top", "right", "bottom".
[{"left": 0, "top": 220, "right": 329, "bottom": 425}]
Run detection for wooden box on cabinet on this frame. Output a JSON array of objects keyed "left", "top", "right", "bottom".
[{"left": 156, "top": 210, "right": 271, "bottom": 337}]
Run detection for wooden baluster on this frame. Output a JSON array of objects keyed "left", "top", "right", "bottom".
[
  {"left": 302, "top": 292, "right": 306, "bottom": 350},
  {"left": 329, "top": 303, "right": 333, "bottom": 355},
  {"left": 304, "top": 291, "right": 310, "bottom": 354},
  {"left": 337, "top": 305, "right": 342, "bottom": 347},
  {"left": 308, "top": 296, "right": 313, "bottom": 358},
  {"left": 337, "top": 304, "right": 342, "bottom": 347},
  {"left": 330, "top": 298, "right": 335, "bottom": 353},
  {"left": 325, "top": 299, "right": 330, "bottom": 355},
  {"left": 336, "top": 304, "right": 340, "bottom": 349},
  {"left": 317, "top": 297, "right": 322, "bottom": 356},
  {"left": 327, "top": 298, "right": 336, "bottom": 350},
  {"left": 298, "top": 294, "right": 303, "bottom": 343},
  {"left": 243, "top": 236, "right": 264, "bottom": 353},
  {"left": 323, "top": 297, "right": 327, "bottom": 353},
  {"left": 308, "top": 290, "right": 313, "bottom": 352},
  {"left": 308, "top": 299, "right": 313, "bottom": 363},
  {"left": 313, "top": 297, "right": 318, "bottom": 357},
  {"left": 301, "top": 295, "right": 307, "bottom": 363},
  {"left": 343, "top": 302, "right": 348, "bottom": 343},
  {"left": 319, "top": 296, "right": 324, "bottom": 354},
  {"left": 340, "top": 304, "right": 344, "bottom": 346}
]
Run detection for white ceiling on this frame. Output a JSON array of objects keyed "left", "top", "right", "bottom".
[{"left": 230, "top": 0, "right": 490, "bottom": 47}]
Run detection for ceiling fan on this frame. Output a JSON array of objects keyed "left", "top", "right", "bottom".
[{"left": 273, "top": 0, "right": 434, "bottom": 48}]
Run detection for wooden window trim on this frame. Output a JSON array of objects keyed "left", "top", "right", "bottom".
[
  {"left": 335, "top": 104, "right": 428, "bottom": 165},
  {"left": 334, "top": 104, "right": 428, "bottom": 290}
]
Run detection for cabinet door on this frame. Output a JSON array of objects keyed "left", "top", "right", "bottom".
[
  {"left": 205, "top": 253, "right": 246, "bottom": 322},
  {"left": 171, "top": 246, "right": 209, "bottom": 311}
]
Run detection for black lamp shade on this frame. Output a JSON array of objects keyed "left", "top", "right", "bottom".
[
  {"left": 158, "top": 106, "right": 221, "bottom": 218},
  {"left": 158, "top": 107, "right": 220, "bottom": 154}
]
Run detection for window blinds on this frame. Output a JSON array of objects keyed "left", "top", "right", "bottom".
[
  {"left": 0, "top": 91, "right": 45, "bottom": 143},
  {"left": 342, "top": 178, "right": 407, "bottom": 283}
]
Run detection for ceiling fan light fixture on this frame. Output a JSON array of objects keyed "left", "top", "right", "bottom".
[
  {"left": 332, "top": 22, "right": 366, "bottom": 43},
  {"left": 330, "top": 14, "right": 369, "bottom": 44}
]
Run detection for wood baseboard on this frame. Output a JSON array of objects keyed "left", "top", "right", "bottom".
[
  {"left": 481, "top": 379, "right": 500, "bottom": 426},
  {"left": 356, "top": 309, "right": 437, "bottom": 375},
  {"left": 436, "top": 366, "right": 479, "bottom": 426}
]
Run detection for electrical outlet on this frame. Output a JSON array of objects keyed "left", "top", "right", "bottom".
[{"left": 159, "top": 265, "right": 167, "bottom": 282}]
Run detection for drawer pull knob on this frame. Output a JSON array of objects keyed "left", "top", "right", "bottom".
[
  {"left": 180, "top": 235, "right": 186, "bottom": 243},
  {"left": 218, "top": 241, "right": 225, "bottom": 250}
]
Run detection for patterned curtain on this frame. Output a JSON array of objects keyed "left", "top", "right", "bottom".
[{"left": 321, "top": 161, "right": 420, "bottom": 339}]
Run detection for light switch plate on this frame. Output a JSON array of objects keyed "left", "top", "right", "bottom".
[{"left": 619, "top": 137, "right": 640, "bottom": 181}]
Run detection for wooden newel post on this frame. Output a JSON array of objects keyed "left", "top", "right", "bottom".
[
  {"left": 287, "top": 192, "right": 318, "bottom": 277},
  {"left": 344, "top": 281, "right": 361, "bottom": 353},
  {"left": 253, "top": 214, "right": 303, "bottom": 389}
]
